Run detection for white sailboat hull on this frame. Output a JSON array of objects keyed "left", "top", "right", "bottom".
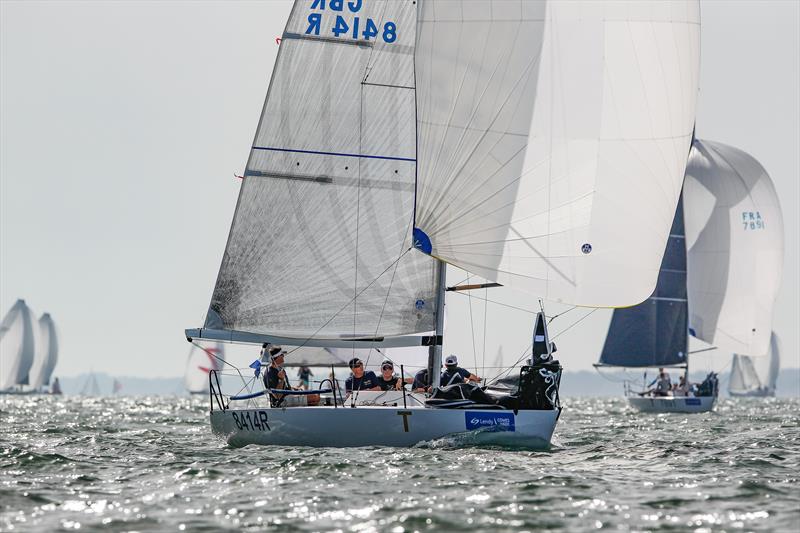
[
  {"left": 729, "top": 389, "right": 775, "bottom": 398},
  {"left": 627, "top": 395, "right": 716, "bottom": 413},
  {"left": 210, "top": 406, "right": 560, "bottom": 449}
]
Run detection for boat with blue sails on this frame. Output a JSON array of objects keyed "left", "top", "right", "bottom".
[
  {"left": 597, "top": 139, "right": 785, "bottom": 413},
  {"left": 185, "top": 0, "right": 700, "bottom": 447}
]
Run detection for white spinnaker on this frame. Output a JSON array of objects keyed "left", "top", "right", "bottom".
[
  {"left": 184, "top": 342, "right": 225, "bottom": 394},
  {"left": 39, "top": 314, "right": 58, "bottom": 387},
  {"left": 767, "top": 333, "right": 780, "bottom": 390},
  {"left": 29, "top": 313, "right": 58, "bottom": 389},
  {"left": 207, "top": 1, "right": 437, "bottom": 339},
  {"left": 729, "top": 354, "right": 761, "bottom": 394},
  {"left": 683, "top": 140, "right": 784, "bottom": 356},
  {"left": 0, "top": 300, "right": 36, "bottom": 389},
  {"left": 414, "top": 0, "right": 700, "bottom": 307}
]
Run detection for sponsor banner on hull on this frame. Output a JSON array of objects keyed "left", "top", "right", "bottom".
[{"left": 465, "top": 411, "right": 515, "bottom": 432}]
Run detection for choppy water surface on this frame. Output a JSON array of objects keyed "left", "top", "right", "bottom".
[{"left": 1, "top": 396, "right": 798, "bottom": 532}]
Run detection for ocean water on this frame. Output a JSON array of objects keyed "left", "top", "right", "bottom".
[{"left": 1, "top": 396, "right": 798, "bottom": 532}]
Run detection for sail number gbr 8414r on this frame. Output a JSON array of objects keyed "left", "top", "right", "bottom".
[{"left": 305, "top": 0, "right": 398, "bottom": 44}]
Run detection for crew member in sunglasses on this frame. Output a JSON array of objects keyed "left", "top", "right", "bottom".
[
  {"left": 344, "top": 358, "right": 381, "bottom": 392},
  {"left": 376, "top": 360, "right": 414, "bottom": 391}
]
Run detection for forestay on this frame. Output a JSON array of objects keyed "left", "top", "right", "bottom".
[
  {"left": 683, "top": 140, "right": 784, "bottom": 356},
  {"left": 0, "top": 300, "right": 37, "bottom": 390},
  {"left": 599, "top": 198, "right": 688, "bottom": 367},
  {"left": 413, "top": 0, "right": 700, "bottom": 307},
  {"left": 206, "top": 0, "right": 437, "bottom": 340}
]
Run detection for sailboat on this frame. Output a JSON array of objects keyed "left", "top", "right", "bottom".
[
  {"left": 0, "top": 299, "right": 37, "bottom": 395},
  {"left": 185, "top": 0, "right": 700, "bottom": 447},
  {"left": 598, "top": 138, "right": 784, "bottom": 413},
  {"left": 184, "top": 342, "right": 226, "bottom": 395},
  {"left": 29, "top": 313, "right": 59, "bottom": 393},
  {"left": 730, "top": 333, "right": 780, "bottom": 397},
  {"left": 79, "top": 373, "right": 101, "bottom": 396}
]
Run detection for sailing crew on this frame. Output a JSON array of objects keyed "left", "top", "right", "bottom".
[
  {"left": 266, "top": 348, "right": 320, "bottom": 407},
  {"left": 297, "top": 366, "right": 313, "bottom": 390},
  {"left": 674, "top": 375, "right": 690, "bottom": 396},
  {"left": 649, "top": 370, "right": 672, "bottom": 397},
  {"left": 344, "top": 358, "right": 381, "bottom": 392},
  {"left": 412, "top": 368, "right": 430, "bottom": 393},
  {"left": 439, "top": 355, "right": 481, "bottom": 387},
  {"left": 376, "top": 360, "right": 413, "bottom": 391}
]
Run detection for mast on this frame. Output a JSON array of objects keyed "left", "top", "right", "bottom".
[{"left": 428, "top": 260, "right": 446, "bottom": 388}]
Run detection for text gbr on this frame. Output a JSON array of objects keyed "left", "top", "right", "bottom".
[{"left": 305, "top": 0, "right": 398, "bottom": 43}]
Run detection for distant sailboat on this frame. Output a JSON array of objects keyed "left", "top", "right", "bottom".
[
  {"left": 185, "top": 0, "right": 700, "bottom": 447},
  {"left": 729, "top": 333, "right": 780, "bottom": 397},
  {"left": 29, "top": 313, "right": 58, "bottom": 393},
  {"left": 598, "top": 139, "right": 785, "bottom": 413},
  {"left": 0, "top": 299, "right": 37, "bottom": 395},
  {"left": 80, "top": 373, "right": 101, "bottom": 396},
  {"left": 184, "top": 342, "right": 226, "bottom": 395}
]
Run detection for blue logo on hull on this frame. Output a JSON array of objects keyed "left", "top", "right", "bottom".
[
  {"left": 465, "top": 411, "right": 515, "bottom": 432},
  {"left": 685, "top": 398, "right": 701, "bottom": 406}
]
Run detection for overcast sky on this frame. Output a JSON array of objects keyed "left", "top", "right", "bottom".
[{"left": 1, "top": 1, "right": 797, "bottom": 379}]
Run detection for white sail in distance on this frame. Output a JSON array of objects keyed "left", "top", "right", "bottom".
[
  {"left": 413, "top": 0, "right": 701, "bottom": 307},
  {"left": 29, "top": 313, "right": 58, "bottom": 390},
  {"left": 729, "top": 333, "right": 780, "bottom": 396},
  {"left": 39, "top": 314, "right": 59, "bottom": 387},
  {"left": 683, "top": 140, "right": 784, "bottom": 356},
  {"left": 184, "top": 342, "right": 226, "bottom": 394},
  {"left": 205, "top": 0, "right": 437, "bottom": 341},
  {"left": 0, "top": 300, "right": 37, "bottom": 390}
]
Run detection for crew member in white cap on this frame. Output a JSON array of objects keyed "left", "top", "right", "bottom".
[{"left": 439, "top": 354, "right": 481, "bottom": 387}]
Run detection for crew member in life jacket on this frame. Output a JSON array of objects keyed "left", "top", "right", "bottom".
[
  {"left": 344, "top": 358, "right": 381, "bottom": 392},
  {"left": 265, "top": 347, "right": 320, "bottom": 407},
  {"left": 439, "top": 355, "right": 482, "bottom": 387}
]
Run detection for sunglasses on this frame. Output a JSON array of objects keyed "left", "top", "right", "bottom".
[
  {"left": 381, "top": 365, "right": 393, "bottom": 371},
  {"left": 352, "top": 363, "right": 363, "bottom": 368}
]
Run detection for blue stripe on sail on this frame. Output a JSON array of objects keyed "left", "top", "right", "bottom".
[{"left": 252, "top": 146, "right": 416, "bottom": 163}]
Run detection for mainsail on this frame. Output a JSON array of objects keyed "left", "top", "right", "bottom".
[
  {"left": 29, "top": 313, "right": 58, "bottom": 390},
  {"left": 0, "top": 299, "right": 37, "bottom": 390},
  {"left": 203, "top": 0, "right": 437, "bottom": 343},
  {"left": 683, "top": 140, "right": 784, "bottom": 356},
  {"left": 598, "top": 198, "right": 688, "bottom": 367},
  {"left": 412, "top": 0, "right": 701, "bottom": 307},
  {"left": 184, "top": 342, "right": 226, "bottom": 394}
]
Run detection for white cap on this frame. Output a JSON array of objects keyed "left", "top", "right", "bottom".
[{"left": 445, "top": 354, "right": 458, "bottom": 366}]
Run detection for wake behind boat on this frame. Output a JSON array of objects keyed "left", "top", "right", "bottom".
[{"left": 186, "top": 0, "right": 700, "bottom": 448}]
